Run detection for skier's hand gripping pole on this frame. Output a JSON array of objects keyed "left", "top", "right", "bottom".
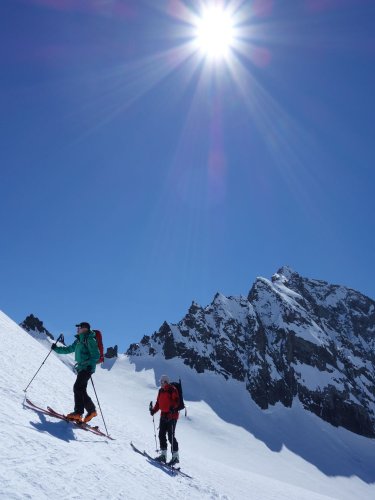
[{"left": 150, "top": 401, "right": 159, "bottom": 452}]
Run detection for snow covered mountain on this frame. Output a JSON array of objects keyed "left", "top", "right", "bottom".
[
  {"left": 1, "top": 309, "right": 375, "bottom": 499},
  {"left": 127, "top": 266, "right": 375, "bottom": 438}
]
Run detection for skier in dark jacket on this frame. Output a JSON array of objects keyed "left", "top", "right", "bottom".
[
  {"left": 150, "top": 374, "right": 180, "bottom": 465},
  {"left": 52, "top": 322, "right": 99, "bottom": 423}
]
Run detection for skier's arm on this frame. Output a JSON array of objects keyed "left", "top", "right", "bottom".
[{"left": 53, "top": 341, "right": 76, "bottom": 355}]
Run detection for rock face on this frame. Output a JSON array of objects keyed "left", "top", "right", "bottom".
[
  {"left": 105, "top": 345, "right": 118, "bottom": 359},
  {"left": 20, "top": 314, "right": 55, "bottom": 341},
  {"left": 127, "top": 266, "right": 375, "bottom": 438}
]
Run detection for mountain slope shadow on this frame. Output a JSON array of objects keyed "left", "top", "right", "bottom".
[
  {"left": 100, "top": 357, "right": 117, "bottom": 371},
  {"left": 130, "top": 357, "right": 375, "bottom": 484}
]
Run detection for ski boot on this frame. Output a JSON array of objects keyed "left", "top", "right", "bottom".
[
  {"left": 83, "top": 410, "right": 97, "bottom": 423},
  {"left": 168, "top": 451, "right": 179, "bottom": 466},
  {"left": 66, "top": 412, "right": 83, "bottom": 422},
  {"left": 154, "top": 449, "right": 167, "bottom": 464}
]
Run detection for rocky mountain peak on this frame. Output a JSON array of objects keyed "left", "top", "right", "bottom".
[
  {"left": 276, "top": 264, "right": 297, "bottom": 279},
  {"left": 188, "top": 301, "right": 202, "bottom": 315},
  {"left": 127, "top": 267, "right": 375, "bottom": 438}
]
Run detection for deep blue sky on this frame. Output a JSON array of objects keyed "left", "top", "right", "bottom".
[{"left": 1, "top": 0, "right": 374, "bottom": 350}]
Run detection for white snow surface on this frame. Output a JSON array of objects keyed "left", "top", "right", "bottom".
[{"left": 1, "top": 310, "right": 374, "bottom": 500}]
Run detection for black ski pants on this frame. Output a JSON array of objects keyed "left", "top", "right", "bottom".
[
  {"left": 73, "top": 369, "right": 95, "bottom": 415},
  {"left": 159, "top": 416, "right": 178, "bottom": 452}
]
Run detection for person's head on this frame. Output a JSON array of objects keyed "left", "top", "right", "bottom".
[
  {"left": 160, "top": 374, "right": 170, "bottom": 387},
  {"left": 75, "top": 322, "right": 90, "bottom": 333}
]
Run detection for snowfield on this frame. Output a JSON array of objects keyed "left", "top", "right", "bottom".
[{"left": 0, "top": 310, "right": 374, "bottom": 499}]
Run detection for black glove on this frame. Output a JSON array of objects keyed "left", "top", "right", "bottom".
[
  {"left": 51, "top": 343, "right": 57, "bottom": 351},
  {"left": 170, "top": 407, "right": 177, "bottom": 413},
  {"left": 149, "top": 401, "right": 155, "bottom": 416}
]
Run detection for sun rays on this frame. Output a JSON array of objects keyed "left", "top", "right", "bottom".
[
  {"left": 78, "top": 1, "right": 272, "bottom": 138},
  {"left": 76, "top": 0, "right": 317, "bottom": 210}
]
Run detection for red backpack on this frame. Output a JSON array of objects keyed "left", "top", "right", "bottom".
[{"left": 93, "top": 330, "right": 104, "bottom": 363}]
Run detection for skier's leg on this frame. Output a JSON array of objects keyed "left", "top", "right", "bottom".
[
  {"left": 167, "top": 420, "right": 179, "bottom": 465},
  {"left": 167, "top": 419, "right": 178, "bottom": 452},
  {"left": 158, "top": 417, "right": 168, "bottom": 451},
  {"left": 73, "top": 370, "right": 94, "bottom": 414},
  {"left": 73, "top": 371, "right": 85, "bottom": 414},
  {"left": 82, "top": 371, "right": 95, "bottom": 413},
  {"left": 155, "top": 417, "right": 168, "bottom": 462}
]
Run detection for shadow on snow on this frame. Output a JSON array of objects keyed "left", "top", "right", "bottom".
[
  {"left": 130, "top": 356, "right": 375, "bottom": 484},
  {"left": 28, "top": 410, "right": 76, "bottom": 443}
]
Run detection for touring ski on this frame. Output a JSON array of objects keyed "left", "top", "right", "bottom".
[
  {"left": 47, "top": 406, "right": 113, "bottom": 440},
  {"left": 130, "top": 442, "right": 192, "bottom": 479},
  {"left": 24, "top": 398, "right": 114, "bottom": 440}
]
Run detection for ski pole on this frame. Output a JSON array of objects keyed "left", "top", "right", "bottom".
[
  {"left": 90, "top": 376, "right": 110, "bottom": 437},
  {"left": 24, "top": 334, "right": 63, "bottom": 393},
  {"left": 153, "top": 416, "right": 159, "bottom": 452},
  {"left": 171, "top": 421, "right": 174, "bottom": 461},
  {"left": 150, "top": 401, "right": 159, "bottom": 452}
]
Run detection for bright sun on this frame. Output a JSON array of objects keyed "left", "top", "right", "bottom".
[{"left": 194, "top": 6, "right": 235, "bottom": 60}]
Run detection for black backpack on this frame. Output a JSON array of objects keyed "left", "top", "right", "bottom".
[{"left": 169, "top": 379, "right": 185, "bottom": 412}]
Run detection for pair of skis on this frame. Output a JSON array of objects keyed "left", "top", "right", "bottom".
[
  {"left": 130, "top": 442, "right": 192, "bottom": 479},
  {"left": 24, "top": 398, "right": 114, "bottom": 440}
]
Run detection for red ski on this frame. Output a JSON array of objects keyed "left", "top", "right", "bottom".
[{"left": 24, "top": 398, "right": 114, "bottom": 440}]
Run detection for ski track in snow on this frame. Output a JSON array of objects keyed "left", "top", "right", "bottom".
[{"left": 1, "top": 310, "right": 374, "bottom": 499}]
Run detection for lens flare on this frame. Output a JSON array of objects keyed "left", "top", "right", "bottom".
[{"left": 194, "top": 6, "right": 235, "bottom": 60}]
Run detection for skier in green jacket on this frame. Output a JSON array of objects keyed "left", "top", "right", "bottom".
[{"left": 52, "top": 322, "right": 99, "bottom": 423}]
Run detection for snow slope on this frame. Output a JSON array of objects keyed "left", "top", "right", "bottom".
[{"left": 1, "top": 310, "right": 374, "bottom": 500}]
